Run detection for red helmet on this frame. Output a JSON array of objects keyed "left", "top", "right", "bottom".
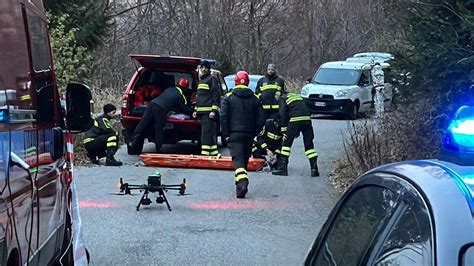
[
  {"left": 177, "top": 78, "right": 189, "bottom": 88},
  {"left": 235, "top": 71, "right": 249, "bottom": 86}
]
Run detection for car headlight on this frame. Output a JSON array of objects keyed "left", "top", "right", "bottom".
[
  {"left": 335, "top": 89, "right": 350, "bottom": 97},
  {"left": 301, "top": 87, "right": 309, "bottom": 97}
]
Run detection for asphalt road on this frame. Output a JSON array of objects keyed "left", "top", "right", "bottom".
[{"left": 75, "top": 116, "right": 347, "bottom": 265}]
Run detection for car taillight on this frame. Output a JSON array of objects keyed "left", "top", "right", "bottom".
[{"left": 122, "top": 99, "right": 128, "bottom": 109}]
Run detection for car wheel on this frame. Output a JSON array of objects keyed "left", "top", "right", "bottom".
[{"left": 347, "top": 102, "right": 359, "bottom": 120}]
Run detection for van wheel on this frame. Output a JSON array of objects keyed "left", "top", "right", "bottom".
[{"left": 347, "top": 102, "right": 359, "bottom": 120}]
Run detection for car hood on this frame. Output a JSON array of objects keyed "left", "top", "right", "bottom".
[
  {"left": 130, "top": 55, "right": 208, "bottom": 71},
  {"left": 303, "top": 83, "right": 358, "bottom": 95}
]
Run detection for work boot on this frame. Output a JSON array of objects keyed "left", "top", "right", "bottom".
[
  {"left": 105, "top": 148, "right": 122, "bottom": 166},
  {"left": 236, "top": 178, "right": 249, "bottom": 199},
  {"left": 130, "top": 134, "right": 144, "bottom": 155},
  {"left": 272, "top": 156, "right": 288, "bottom": 176},
  {"left": 86, "top": 152, "right": 100, "bottom": 165},
  {"left": 310, "top": 156, "right": 320, "bottom": 177}
]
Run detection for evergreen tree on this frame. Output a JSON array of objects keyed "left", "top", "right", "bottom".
[
  {"left": 396, "top": 0, "right": 474, "bottom": 110},
  {"left": 44, "top": 0, "right": 110, "bottom": 49}
]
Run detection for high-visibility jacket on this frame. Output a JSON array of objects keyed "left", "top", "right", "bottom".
[
  {"left": 195, "top": 73, "right": 221, "bottom": 114},
  {"left": 279, "top": 93, "right": 311, "bottom": 132},
  {"left": 255, "top": 119, "right": 282, "bottom": 152},
  {"left": 150, "top": 86, "right": 192, "bottom": 114},
  {"left": 255, "top": 74, "right": 286, "bottom": 110},
  {"left": 83, "top": 114, "right": 116, "bottom": 144}
]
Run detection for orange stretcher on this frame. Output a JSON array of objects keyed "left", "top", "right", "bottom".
[{"left": 140, "top": 153, "right": 266, "bottom": 171}]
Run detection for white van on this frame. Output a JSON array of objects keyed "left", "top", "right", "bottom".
[{"left": 300, "top": 61, "right": 393, "bottom": 119}]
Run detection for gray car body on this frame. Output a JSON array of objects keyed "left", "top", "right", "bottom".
[{"left": 306, "top": 159, "right": 474, "bottom": 265}]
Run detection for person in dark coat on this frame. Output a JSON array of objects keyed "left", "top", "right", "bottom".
[
  {"left": 221, "top": 71, "right": 265, "bottom": 198},
  {"left": 130, "top": 78, "right": 193, "bottom": 154}
]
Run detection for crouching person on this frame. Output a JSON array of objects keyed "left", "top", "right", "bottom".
[{"left": 83, "top": 104, "right": 123, "bottom": 166}]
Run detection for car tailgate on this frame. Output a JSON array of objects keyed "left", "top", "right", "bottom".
[{"left": 130, "top": 54, "right": 202, "bottom": 71}]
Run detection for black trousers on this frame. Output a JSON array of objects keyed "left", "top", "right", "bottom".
[
  {"left": 133, "top": 103, "right": 167, "bottom": 152},
  {"left": 228, "top": 132, "right": 254, "bottom": 182},
  {"left": 199, "top": 114, "right": 218, "bottom": 156},
  {"left": 263, "top": 109, "right": 278, "bottom": 121},
  {"left": 84, "top": 132, "right": 118, "bottom": 158},
  {"left": 280, "top": 121, "right": 318, "bottom": 159}
]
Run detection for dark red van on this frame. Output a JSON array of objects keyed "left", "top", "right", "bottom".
[
  {"left": 0, "top": 0, "right": 92, "bottom": 265},
  {"left": 121, "top": 55, "right": 228, "bottom": 154}
]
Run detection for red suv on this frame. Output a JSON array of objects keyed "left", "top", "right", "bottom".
[{"left": 121, "top": 55, "right": 227, "bottom": 154}]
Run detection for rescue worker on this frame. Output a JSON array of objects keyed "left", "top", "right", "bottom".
[
  {"left": 272, "top": 91, "right": 319, "bottom": 177},
  {"left": 83, "top": 104, "right": 122, "bottom": 166},
  {"left": 130, "top": 78, "right": 193, "bottom": 154},
  {"left": 221, "top": 71, "right": 265, "bottom": 198},
  {"left": 255, "top": 63, "right": 286, "bottom": 120},
  {"left": 252, "top": 113, "right": 283, "bottom": 168},
  {"left": 192, "top": 60, "right": 221, "bottom": 157}
]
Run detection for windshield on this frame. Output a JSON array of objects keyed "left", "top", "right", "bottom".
[
  {"left": 313, "top": 68, "right": 361, "bottom": 86},
  {"left": 224, "top": 75, "right": 261, "bottom": 92}
]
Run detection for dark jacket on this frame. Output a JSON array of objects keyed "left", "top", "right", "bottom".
[
  {"left": 220, "top": 85, "right": 265, "bottom": 138},
  {"left": 195, "top": 73, "right": 221, "bottom": 114},
  {"left": 255, "top": 74, "right": 286, "bottom": 110},
  {"left": 84, "top": 114, "right": 116, "bottom": 141},
  {"left": 256, "top": 119, "right": 282, "bottom": 151},
  {"left": 151, "top": 86, "right": 193, "bottom": 115},
  {"left": 279, "top": 93, "right": 311, "bottom": 132}
]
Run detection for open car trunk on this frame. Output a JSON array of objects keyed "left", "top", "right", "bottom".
[{"left": 128, "top": 69, "right": 195, "bottom": 119}]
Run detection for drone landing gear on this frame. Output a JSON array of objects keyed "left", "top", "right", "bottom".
[{"left": 136, "top": 188, "right": 172, "bottom": 212}]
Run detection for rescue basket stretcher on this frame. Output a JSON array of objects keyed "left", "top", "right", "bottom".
[{"left": 140, "top": 153, "right": 266, "bottom": 171}]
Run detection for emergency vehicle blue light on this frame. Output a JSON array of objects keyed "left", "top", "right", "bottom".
[
  {"left": 0, "top": 110, "right": 8, "bottom": 123},
  {"left": 449, "top": 120, "right": 474, "bottom": 149},
  {"left": 445, "top": 106, "right": 474, "bottom": 151}
]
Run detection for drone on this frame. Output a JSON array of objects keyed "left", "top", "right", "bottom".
[{"left": 117, "top": 171, "right": 187, "bottom": 211}]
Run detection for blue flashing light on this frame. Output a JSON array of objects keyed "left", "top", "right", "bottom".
[
  {"left": 0, "top": 109, "right": 9, "bottom": 123},
  {"left": 442, "top": 106, "right": 474, "bottom": 153},
  {"left": 449, "top": 119, "right": 474, "bottom": 151}
]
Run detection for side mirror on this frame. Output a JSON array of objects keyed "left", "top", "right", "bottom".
[
  {"left": 305, "top": 78, "right": 312, "bottom": 84},
  {"left": 65, "top": 82, "right": 93, "bottom": 133}
]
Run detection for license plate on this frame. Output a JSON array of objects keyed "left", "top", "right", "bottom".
[
  {"left": 314, "top": 102, "right": 326, "bottom": 107},
  {"left": 165, "top": 123, "right": 174, "bottom": 129}
]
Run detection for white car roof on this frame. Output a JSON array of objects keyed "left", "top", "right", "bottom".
[
  {"left": 320, "top": 61, "right": 372, "bottom": 70},
  {"left": 353, "top": 52, "right": 394, "bottom": 59}
]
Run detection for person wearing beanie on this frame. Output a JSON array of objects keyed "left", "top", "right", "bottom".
[
  {"left": 192, "top": 60, "right": 222, "bottom": 157},
  {"left": 255, "top": 63, "right": 286, "bottom": 121},
  {"left": 130, "top": 78, "right": 194, "bottom": 154},
  {"left": 83, "top": 103, "right": 123, "bottom": 166}
]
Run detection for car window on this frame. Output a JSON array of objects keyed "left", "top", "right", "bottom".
[
  {"left": 26, "top": 9, "right": 52, "bottom": 72},
  {"left": 462, "top": 245, "right": 474, "bottom": 265},
  {"left": 312, "top": 186, "right": 398, "bottom": 265},
  {"left": 359, "top": 70, "right": 371, "bottom": 86},
  {"left": 313, "top": 68, "right": 361, "bottom": 86},
  {"left": 374, "top": 196, "right": 433, "bottom": 266}
]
